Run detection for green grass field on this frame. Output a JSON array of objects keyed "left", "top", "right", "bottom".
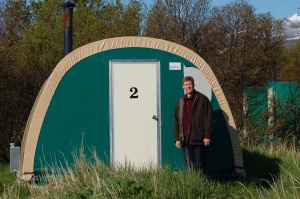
[
  {"left": 0, "top": 163, "right": 15, "bottom": 196},
  {"left": 1, "top": 144, "right": 300, "bottom": 198}
]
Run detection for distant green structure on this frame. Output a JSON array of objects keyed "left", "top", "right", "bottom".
[{"left": 243, "top": 82, "right": 300, "bottom": 141}]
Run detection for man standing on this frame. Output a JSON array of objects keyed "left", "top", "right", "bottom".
[{"left": 174, "top": 76, "right": 213, "bottom": 173}]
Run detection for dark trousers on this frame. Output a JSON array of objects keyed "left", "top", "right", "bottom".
[{"left": 182, "top": 144, "right": 205, "bottom": 173}]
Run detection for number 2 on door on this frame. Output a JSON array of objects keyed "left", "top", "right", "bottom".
[{"left": 130, "top": 87, "right": 138, "bottom": 98}]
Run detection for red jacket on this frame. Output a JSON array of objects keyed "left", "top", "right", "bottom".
[{"left": 174, "top": 90, "right": 213, "bottom": 146}]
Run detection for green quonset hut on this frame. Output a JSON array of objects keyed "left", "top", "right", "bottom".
[
  {"left": 244, "top": 81, "right": 300, "bottom": 140},
  {"left": 20, "top": 37, "right": 244, "bottom": 180}
]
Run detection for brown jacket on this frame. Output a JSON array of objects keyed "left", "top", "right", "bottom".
[{"left": 174, "top": 90, "right": 213, "bottom": 146}]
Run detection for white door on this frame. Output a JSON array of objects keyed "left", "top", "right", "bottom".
[{"left": 110, "top": 61, "right": 160, "bottom": 169}]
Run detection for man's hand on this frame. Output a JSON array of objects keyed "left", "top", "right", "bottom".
[
  {"left": 175, "top": 141, "right": 181, "bottom": 148},
  {"left": 203, "top": 138, "right": 210, "bottom": 146}
]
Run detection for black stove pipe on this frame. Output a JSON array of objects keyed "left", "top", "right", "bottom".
[{"left": 62, "top": 1, "right": 76, "bottom": 57}]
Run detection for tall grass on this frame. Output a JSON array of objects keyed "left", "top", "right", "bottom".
[
  {"left": 0, "top": 163, "right": 15, "bottom": 195},
  {"left": 1, "top": 144, "right": 300, "bottom": 198},
  {"left": 241, "top": 143, "right": 300, "bottom": 199}
]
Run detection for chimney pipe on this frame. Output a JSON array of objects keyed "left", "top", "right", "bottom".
[{"left": 62, "top": 1, "right": 76, "bottom": 57}]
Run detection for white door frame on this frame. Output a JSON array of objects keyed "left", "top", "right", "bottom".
[{"left": 109, "top": 60, "right": 161, "bottom": 169}]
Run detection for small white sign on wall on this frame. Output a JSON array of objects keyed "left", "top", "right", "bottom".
[{"left": 169, "top": 62, "right": 181, "bottom": 70}]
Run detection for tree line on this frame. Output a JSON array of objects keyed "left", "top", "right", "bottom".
[{"left": 1, "top": 0, "right": 299, "bottom": 161}]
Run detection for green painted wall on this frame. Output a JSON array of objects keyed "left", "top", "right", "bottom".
[
  {"left": 34, "top": 47, "right": 235, "bottom": 175},
  {"left": 208, "top": 93, "right": 234, "bottom": 173}
]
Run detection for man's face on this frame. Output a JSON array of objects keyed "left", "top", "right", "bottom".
[{"left": 182, "top": 81, "right": 194, "bottom": 95}]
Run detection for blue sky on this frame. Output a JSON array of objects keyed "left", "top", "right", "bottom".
[{"left": 212, "top": 0, "right": 299, "bottom": 19}]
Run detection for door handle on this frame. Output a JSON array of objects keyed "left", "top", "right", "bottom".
[{"left": 152, "top": 115, "right": 158, "bottom": 121}]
